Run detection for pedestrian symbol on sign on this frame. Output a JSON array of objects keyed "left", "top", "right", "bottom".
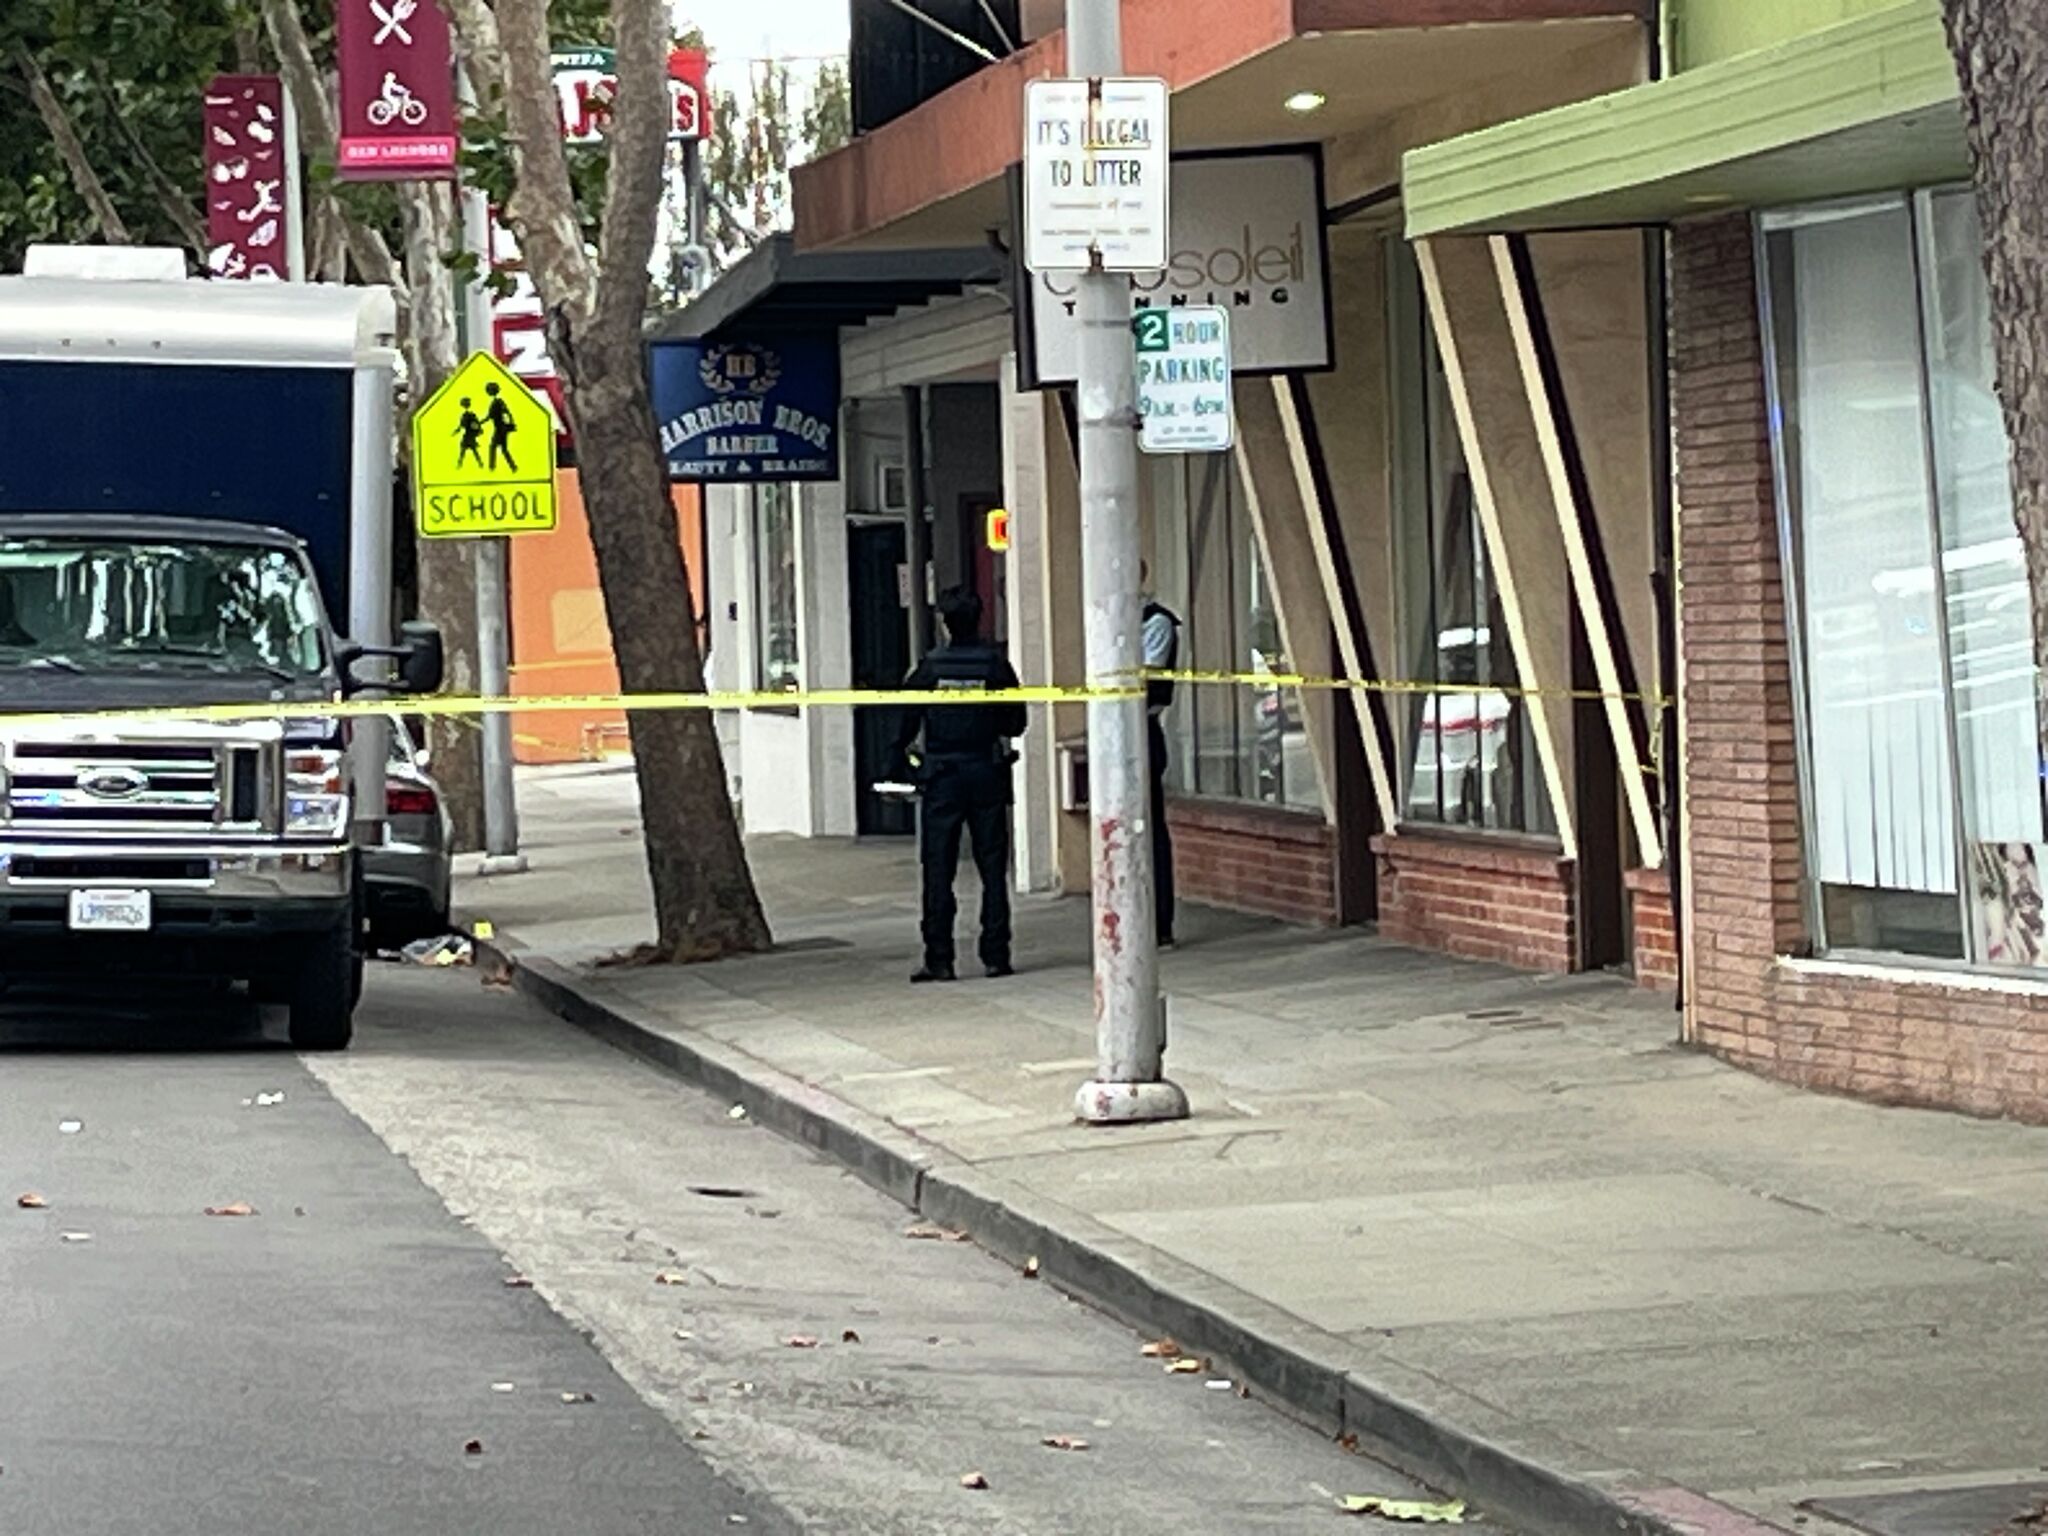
[{"left": 412, "top": 351, "right": 559, "bottom": 539}]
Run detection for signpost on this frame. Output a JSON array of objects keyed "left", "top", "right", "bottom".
[
  {"left": 1135, "top": 306, "right": 1233, "bottom": 454},
  {"left": 1022, "top": 76, "right": 1170, "bottom": 274},
  {"left": 412, "top": 351, "right": 559, "bottom": 539},
  {"left": 1025, "top": 4, "right": 1185, "bottom": 1127}
]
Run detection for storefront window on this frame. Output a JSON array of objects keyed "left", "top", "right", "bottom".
[
  {"left": 1388, "top": 244, "right": 1554, "bottom": 837},
  {"left": 1762, "top": 189, "right": 2045, "bottom": 968},
  {"left": 753, "top": 483, "right": 801, "bottom": 693},
  {"left": 1146, "top": 451, "right": 1316, "bottom": 811}
]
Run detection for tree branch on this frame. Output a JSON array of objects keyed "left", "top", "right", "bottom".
[
  {"left": 17, "top": 49, "right": 131, "bottom": 244},
  {"left": 257, "top": 0, "right": 401, "bottom": 290},
  {"left": 490, "top": 0, "right": 597, "bottom": 326},
  {"left": 596, "top": 0, "right": 670, "bottom": 339},
  {"left": 92, "top": 63, "right": 208, "bottom": 256},
  {"left": 441, "top": 0, "right": 506, "bottom": 105}
]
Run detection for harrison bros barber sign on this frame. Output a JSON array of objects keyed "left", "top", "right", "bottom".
[{"left": 650, "top": 336, "right": 841, "bottom": 483}]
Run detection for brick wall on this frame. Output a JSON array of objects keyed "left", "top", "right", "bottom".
[
  {"left": 1627, "top": 866, "right": 1678, "bottom": 990},
  {"left": 1671, "top": 213, "right": 2048, "bottom": 1124},
  {"left": 1168, "top": 797, "right": 1338, "bottom": 926},
  {"left": 1373, "top": 829, "right": 1577, "bottom": 972}
]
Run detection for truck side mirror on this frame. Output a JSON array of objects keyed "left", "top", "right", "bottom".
[{"left": 399, "top": 621, "right": 444, "bottom": 695}]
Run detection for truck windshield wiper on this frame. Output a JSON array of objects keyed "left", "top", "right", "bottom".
[
  {"left": 120, "top": 644, "right": 301, "bottom": 683},
  {"left": 0, "top": 647, "right": 84, "bottom": 673}
]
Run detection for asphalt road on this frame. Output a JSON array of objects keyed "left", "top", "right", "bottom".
[
  {"left": 1, "top": 964, "right": 1484, "bottom": 1535},
  {"left": 0, "top": 979, "right": 790, "bottom": 1536}
]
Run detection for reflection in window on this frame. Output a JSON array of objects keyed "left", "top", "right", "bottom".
[
  {"left": 1146, "top": 451, "right": 1316, "bottom": 811},
  {"left": 1388, "top": 243, "right": 1553, "bottom": 837},
  {"left": 0, "top": 538, "right": 327, "bottom": 677},
  {"left": 753, "top": 484, "right": 801, "bottom": 694},
  {"left": 1763, "top": 189, "right": 2044, "bottom": 968}
]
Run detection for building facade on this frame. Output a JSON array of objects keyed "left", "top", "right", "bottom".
[
  {"left": 1408, "top": 0, "right": 2048, "bottom": 1120},
  {"left": 661, "top": 0, "right": 2048, "bottom": 1122}
]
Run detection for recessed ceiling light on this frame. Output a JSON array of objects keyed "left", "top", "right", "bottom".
[{"left": 1284, "top": 91, "right": 1327, "bottom": 115}]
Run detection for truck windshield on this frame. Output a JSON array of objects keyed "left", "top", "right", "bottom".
[{"left": 0, "top": 538, "right": 327, "bottom": 677}]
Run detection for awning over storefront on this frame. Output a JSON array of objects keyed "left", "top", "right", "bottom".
[
  {"left": 1402, "top": 0, "right": 1965, "bottom": 238},
  {"left": 647, "top": 234, "right": 1004, "bottom": 341},
  {"left": 792, "top": 0, "right": 1649, "bottom": 251}
]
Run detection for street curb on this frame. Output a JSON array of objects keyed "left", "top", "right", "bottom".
[{"left": 483, "top": 937, "right": 1747, "bottom": 1536}]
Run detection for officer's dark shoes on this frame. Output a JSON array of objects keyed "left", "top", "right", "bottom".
[
  {"left": 984, "top": 961, "right": 1015, "bottom": 979},
  {"left": 910, "top": 963, "right": 957, "bottom": 984}
]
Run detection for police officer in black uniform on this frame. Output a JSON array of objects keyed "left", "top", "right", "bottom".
[{"left": 893, "top": 587, "right": 1026, "bottom": 983}]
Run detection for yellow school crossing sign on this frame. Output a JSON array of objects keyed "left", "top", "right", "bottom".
[{"left": 413, "top": 351, "right": 558, "bottom": 539}]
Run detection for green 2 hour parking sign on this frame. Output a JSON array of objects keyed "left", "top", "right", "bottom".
[{"left": 1132, "top": 306, "right": 1233, "bottom": 454}]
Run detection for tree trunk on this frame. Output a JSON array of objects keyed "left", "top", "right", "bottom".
[
  {"left": 18, "top": 50, "right": 130, "bottom": 244},
  {"left": 482, "top": 0, "right": 770, "bottom": 960},
  {"left": 1942, "top": 0, "right": 2048, "bottom": 775},
  {"left": 398, "top": 180, "right": 487, "bottom": 853}
]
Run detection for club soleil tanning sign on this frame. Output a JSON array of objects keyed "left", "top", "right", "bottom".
[{"left": 1025, "top": 149, "right": 1331, "bottom": 389}]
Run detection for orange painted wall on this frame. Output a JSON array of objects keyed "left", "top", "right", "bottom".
[{"left": 508, "top": 470, "right": 707, "bottom": 764}]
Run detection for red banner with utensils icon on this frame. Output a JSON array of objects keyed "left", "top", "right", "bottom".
[
  {"left": 336, "top": 0, "right": 457, "bottom": 181},
  {"left": 203, "top": 75, "right": 293, "bottom": 281}
]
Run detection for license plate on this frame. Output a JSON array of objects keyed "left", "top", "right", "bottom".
[{"left": 68, "top": 888, "right": 153, "bottom": 933}]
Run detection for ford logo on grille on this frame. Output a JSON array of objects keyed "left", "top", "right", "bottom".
[{"left": 78, "top": 766, "right": 150, "bottom": 801}]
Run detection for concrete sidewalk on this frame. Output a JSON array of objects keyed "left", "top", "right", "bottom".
[{"left": 463, "top": 767, "right": 2048, "bottom": 1536}]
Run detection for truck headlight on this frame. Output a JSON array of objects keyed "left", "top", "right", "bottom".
[{"left": 284, "top": 748, "right": 350, "bottom": 838}]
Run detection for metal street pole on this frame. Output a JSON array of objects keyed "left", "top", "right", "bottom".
[
  {"left": 1068, "top": 0, "right": 1187, "bottom": 1125},
  {"left": 458, "top": 181, "right": 526, "bottom": 874}
]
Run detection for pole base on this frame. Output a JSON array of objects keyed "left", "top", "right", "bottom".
[
  {"left": 1074, "top": 1078, "right": 1191, "bottom": 1125},
  {"left": 475, "top": 853, "right": 530, "bottom": 877}
]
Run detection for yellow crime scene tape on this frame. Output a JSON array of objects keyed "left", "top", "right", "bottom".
[{"left": 0, "top": 669, "right": 1672, "bottom": 731}]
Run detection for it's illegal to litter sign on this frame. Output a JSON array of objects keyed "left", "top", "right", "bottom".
[{"left": 1023, "top": 77, "right": 1169, "bottom": 273}]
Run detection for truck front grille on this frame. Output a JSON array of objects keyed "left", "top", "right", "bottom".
[{"left": 3, "top": 739, "right": 270, "bottom": 834}]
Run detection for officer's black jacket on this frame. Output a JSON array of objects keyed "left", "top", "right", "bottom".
[{"left": 893, "top": 640, "right": 1026, "bottom": 762}]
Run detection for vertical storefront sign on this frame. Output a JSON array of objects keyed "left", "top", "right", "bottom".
[
  {"left": 203, "top": 75, "right": 294, "bottom": 281},
  {"left": 487, "top": 209, "right": 569, "bottom": 443},
  {"left": 337, "top": 0, "right": 457, "bottom": 181}
]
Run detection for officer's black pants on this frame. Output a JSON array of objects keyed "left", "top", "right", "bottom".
[
  {"left": 920, "top": 762, "right": 1012, "bottom": 969},
  {"left": 1149, "top": 715, "right": 1176, "bottom": 943}
]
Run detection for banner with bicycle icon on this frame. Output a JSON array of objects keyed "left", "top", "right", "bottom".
[{"left": 336, "top": 0, "right": 457, "bottom": 181}]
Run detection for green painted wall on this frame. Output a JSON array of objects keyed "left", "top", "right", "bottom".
[{"left": 1671, "top": 0, "right": 1917, "bottom": 70}]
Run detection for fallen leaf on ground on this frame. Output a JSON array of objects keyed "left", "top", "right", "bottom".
[
  {"left": 959, "top": 1472, "right": 989, "bottom": 1490},
  {"left": 841, "top": 1329, "right": 861, "bottom": 1344},
  {"left": 654, "top": 1271, "right": 689, "bottom": 1286},
  {"left": 1336, "top": 1495, "right": 1466, "bottom": 1523},
  {"left": 1041, "top": 1435, "right": 1089, "bottom": 1451},
  {"left": 17, "top": 1193, "right": 47, "bottom": 1209},
  {"left": 560, "top": 1391, "right": 595, "bottom": 1404},
  {"left": 204, "top": 1202, "right": 256, "bottom": 1217},
  {"left": 1165, "top": 1358, "right": 1204, "bottom": 1374},
  {"left": 1140, "top": 1337, "right": 1181, "bottom": 1358},
  {"left": 1021, "top": 1256, "right": 1040, "bottom": 1278},
  {"left": 463, "top": 1439, "right": 484, "bottom": 1456},
  {"left": 503, "top": 1275, "right": 534, "bottom": 1289},
  {"left": 784, "top": 1335, "right": 819, "bottom": 1349},
  {"left": 903, "top": 1222, "right": 969, "bottom": 1242}
]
